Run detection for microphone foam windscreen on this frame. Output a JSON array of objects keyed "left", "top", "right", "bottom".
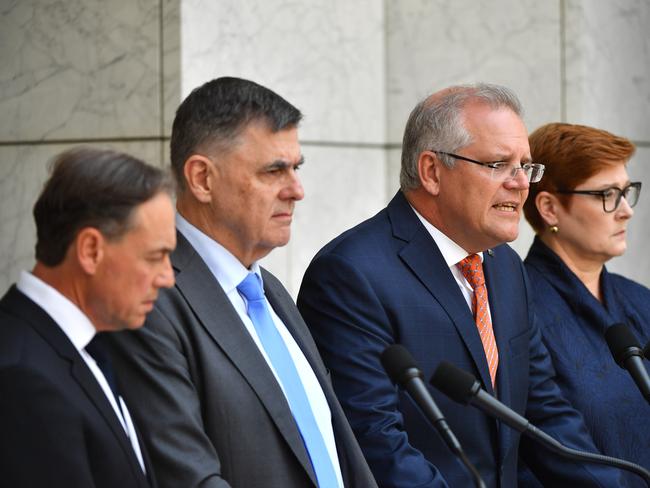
[
  {"left": 605, "top": 323, "right": 640, "bottom": 365},
  {"left": 430, "top": 361, "right": 476, "bottom": 405},
  {"left": 380, "top": 344, "right": 418, "bottom": 386}
]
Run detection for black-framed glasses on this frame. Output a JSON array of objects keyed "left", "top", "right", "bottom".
[
  {"left": 556, "top": 182, "right": 642, "bottom": 213},
  {"left": 433, "top": 151, "right": 545, "bottom": 183}
]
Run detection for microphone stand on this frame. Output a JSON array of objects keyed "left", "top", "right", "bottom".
[
  {"left": 524, "top": 423, "right": 650, "bottom": 486},
  {"left": 456, "top": 450, "right": 486, "bottom": 488},
  {"left": 432, "top": 361, "right": 650, "bottom": 487},
  {"left": 382, "top": 346, "right": 486, "bottom": 488}
]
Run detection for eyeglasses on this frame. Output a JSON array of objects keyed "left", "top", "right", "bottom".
[
  {"left": 556, "top": 182, "right": 642, "bottom": 212},
  {"left": 433, "top": 151, "right": 545, "bottom": 183}
]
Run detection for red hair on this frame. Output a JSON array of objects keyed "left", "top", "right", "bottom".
[{"left": 524, "top": 122, "right": 636, "bottom": 232}]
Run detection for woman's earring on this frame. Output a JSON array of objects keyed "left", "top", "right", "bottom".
[{"left": 550, "top": 225, "right": 559, "bottom": 234}]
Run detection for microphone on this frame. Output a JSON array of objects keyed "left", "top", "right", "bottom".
[
  {"left": 605, "top": 323, "right": 650, "bottom": 404},
  {"left": 380, "top": 345, "right": 485, "bottom": 488},
  {"left": 431, "top": 361, "right": 650, "bottom": 486},
  {"left": 644, "top": 341, "right": 650, "bottom": 360}
]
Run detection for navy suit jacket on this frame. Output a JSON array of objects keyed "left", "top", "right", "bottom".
[
  {"left": 0, "top": 286, "right": 155, "bottom": 488},
  {"left": 298, "top": 191, "right": 623, "bottom": 488},
  {"left": 520, "top": 237, "right": 650, "bottom": 487}
]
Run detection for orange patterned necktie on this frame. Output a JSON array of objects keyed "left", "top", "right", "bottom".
[{"left": 457, "top": 254, "right": 499, "bottom": 387}]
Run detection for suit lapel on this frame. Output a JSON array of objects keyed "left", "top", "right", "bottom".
[
  {"left": 1, "top": 287, "right": 148, "bottom": 486},
  {"left": 263, "top": 275, "right": 323, "bottom": 378},
  {"left": 483, "top": 252, "right": 510, "bottom": 398},
  {"left": 171, "top": 233, "right": 318, "bottom": 486},
  {"left": 388, "top": 193, "right": 495, "bottom": 393},
  {"left": 482, "top": 250, "right": 516, "bottom": 464}
]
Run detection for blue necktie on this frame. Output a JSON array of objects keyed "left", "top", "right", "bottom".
[{"left": 237, "top": 273, "right": 338, "bottom": 488}]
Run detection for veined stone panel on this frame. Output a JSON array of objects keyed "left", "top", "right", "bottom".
[
  {"left": 162, "top": 0, "right": 181, "bottom": 135},
  {"left": 564, "top": 0, "right": 650, "bottom": 141},
  {"left": 179, "top": 0, "right": 386, "bottom": 144},
  {"left": 386, "top": 0, "right": 561, "bottom": 144},
  {"left": 386, "top": 147, "right": 402, "bottom": 198},
  {"left": 0, "top": 0, "right": 162, "bottom": 141}
]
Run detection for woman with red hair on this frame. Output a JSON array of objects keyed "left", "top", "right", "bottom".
[{"left": 522, "top": 122, "right": 649, "bottom": 486}]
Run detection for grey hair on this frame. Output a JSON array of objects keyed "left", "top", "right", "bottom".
[{"left": 399, "top": 83, "right": 523, "bottom": 191}]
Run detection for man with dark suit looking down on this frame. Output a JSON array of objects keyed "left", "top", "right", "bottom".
[{"left": 0, "top": 146, "right": 176, "bottom": 488}]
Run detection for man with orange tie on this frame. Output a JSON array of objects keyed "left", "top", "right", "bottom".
[{"left": 297, "top": 84, "right": 624, "bottom": 488}]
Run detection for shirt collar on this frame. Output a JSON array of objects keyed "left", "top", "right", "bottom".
[
  {"left": 16, "top": 270, "right": 96, "bottom": 351},
  {"left": 176, "top": 212, "right": 262, "bottom": 292},
  {"left": 410, "top": 205, "right": 484, "bottom": 267}
]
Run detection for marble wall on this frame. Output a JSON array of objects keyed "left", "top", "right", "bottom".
[
  {"left": 0, "top": 0, "right": 179, "bottom": 293},
  {"left": 178, "top": 0, "right": 388, "bottom": 293},
  {"left": 1, "top": 0, "right": 649, "bottom": 296}
]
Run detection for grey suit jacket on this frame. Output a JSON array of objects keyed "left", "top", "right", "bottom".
[{"left": 109, "top": 231, "right": 377, "bottom": 488}]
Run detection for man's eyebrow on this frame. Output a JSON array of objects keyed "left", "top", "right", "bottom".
[
  {"left": 490, "top": 155, "right": 533, "bottom": 165},
  {"left": 266, "top": 155, "right": 305, "bottom": 170},
  {"left": 146, "top": 246, "right": 174, "bottom": 255}
]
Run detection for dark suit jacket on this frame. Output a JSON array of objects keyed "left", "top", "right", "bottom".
[
  {"left": 297, "top": 191, "right": 623, "bottom": 488},
  {"left": 0, "top": 286, "right": 154, "bottom": 488},
  {"left": 108, "top": 231, "right": 377, "bottom": 488},
  {"left": 519, "top": 237, "right": 650, "bottom": 487}
]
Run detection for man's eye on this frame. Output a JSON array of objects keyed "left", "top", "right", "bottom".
[{"left": 490, "top": 162, "right": 509, "bottom": 171}]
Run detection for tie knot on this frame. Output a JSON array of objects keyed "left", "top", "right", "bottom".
[
  {"left": 85, "top": 333, "right": 109, "bottom": 365},
  {"left": 457, "top": 254, "right": 485, "bottom": 289},
  {"left": 237, "top": 273, "right": 265, "bottom": 302},
  {"left": 85, "top": 333, "right": 121, "bottom": 405}
]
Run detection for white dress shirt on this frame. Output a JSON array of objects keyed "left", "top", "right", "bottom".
[
  {"left": 16, "top": 271, "right": 146, "bottom": 473},
  {"left": 411, "top": 206, "right": 489, "bottom": 317},
  {"left": 176, "top": 213, "right": 344, "bottom": 488}
]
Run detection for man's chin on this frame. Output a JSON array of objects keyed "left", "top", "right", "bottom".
[
  {"left": 124, "top": 315, "right": 147, "bottom": 330},
  {"left": 497, "top": 225, "right": 520, "bottom": 243}
]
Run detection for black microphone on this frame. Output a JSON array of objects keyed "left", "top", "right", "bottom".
[
  {"left": 380, "top": 345, "right": 486, "bottom": 488},
  {"left": 431, "top": 361, "right": 650, "bottom": 486},
  {"left": 605, "top": 323, "right": 650, "bottom": 404},
  {"left": 644, "top": 341, "right": 650, "bottom": 360}
]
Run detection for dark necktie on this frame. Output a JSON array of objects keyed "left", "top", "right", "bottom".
[
  {"left": 85, "top": 333, "right": 124, "bottom": 420},
  {"left": 237, "top": 272, "right": 339, "bottom": 488},
  {"left": 85, "top": 333, "right": 148, "bottom": 478}
]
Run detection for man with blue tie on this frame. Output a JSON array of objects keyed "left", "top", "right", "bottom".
[
  {"left": 108, "top": 77, "right": 377, "bottom": 488},
  {"left": 0, "top": 147, "right": 176, "bottom": 487},
  {"left": 297, "top": 84, "right": 626, "bottom": 487}
]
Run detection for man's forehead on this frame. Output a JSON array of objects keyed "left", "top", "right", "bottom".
[{"left": 129, "top": 193, "right": 173, "bottom": 228}]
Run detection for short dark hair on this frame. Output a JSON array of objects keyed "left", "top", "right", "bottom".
[
  {"left": 34, "top": 147, "right": 175, "bottom": 266},
  {"left": 170, "top": 76, "right": 303, "bottom": 190}
]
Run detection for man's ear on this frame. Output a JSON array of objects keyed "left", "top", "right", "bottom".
[
  {"left": 418, "top": 151, "right": 442, "bottom": 196},
  {"left": 183, "top": 154, "right": 216, "bottom": 203},
  {"left": 75, "top": 227, "right": 105, "bottom": 275},
  {"left": 535, "top": 191, "right": 560, "bottom": 226}
]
